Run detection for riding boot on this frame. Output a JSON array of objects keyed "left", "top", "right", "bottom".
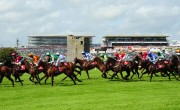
[{"left": 54, "top": 66, "right": 59, "bottom": 74}]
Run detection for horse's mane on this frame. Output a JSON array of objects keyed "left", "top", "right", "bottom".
[
  {"left": 23, "top": 58, "right": 32, "bottom": 69},
  {"left": 2, "top": 59, "right": 13, "bottom": 68},
  {"left": 170, "top": 55, "right": 179, "bottom": 65},
  {"left": 74, "top": 57, "right": 87, "bottom": 63},
  {"left": 93, "top": 56, "right": 104, "bottom": 64}
]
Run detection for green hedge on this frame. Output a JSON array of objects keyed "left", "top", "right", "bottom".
[{"left": 0, "top": 48, "right": 16, "bottom": 62}]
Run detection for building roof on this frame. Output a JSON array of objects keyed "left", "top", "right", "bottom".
[
  {"left": 103, "top": 34, "right": 169, "bottom": 38},
  {"left": 29, "top": 34, "right": 95, "bottom": 38},
  {"left": 67, "top": 35, "right": 95, "bottom": 38},
  {"left": 29, "top": 35, "right": 66, "bottom": 38}
]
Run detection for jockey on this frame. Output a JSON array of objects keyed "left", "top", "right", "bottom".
[
  {"left": 81, "top": 51, "right": 93, "bottom": 61},
  {"left": 122, "top": 49, "right": 135, "bottom": 61},
  {"left": 55, "top": 52, "right": 67, "bottom": 66},
  {"left": 99, "top": 53, "right": 104, "bottom": 61},
  {"left": 114, "top": 51, "right": 125, "bottom": 61},
  {"left": 45, "top": 52, "right": 58, "bottom": 64},
  {"left": 164, "top": 51, "right": 171, "bottom": 60},
  {"left": 147, "top": 51, "right": 159, "bottom": 64},
  {"left": 99, "top": 53, "right": 108, "bottom": 63},
  {"left": 142, "top": 51, "right": 148, "bottom": 60},
  {"left": 11, "top": 52, "right": 24, "bottom": 65},
  {"left": 156, "top": 51, "right": 165, "bottom": 60},
  {"left": 28, "top": 53, "right": 40, "bottom": 66}
]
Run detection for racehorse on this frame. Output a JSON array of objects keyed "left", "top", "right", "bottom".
[
  {"left": 148, "top": 61, "right": 170, "bottom": 82},
  {"left": 127, "top": 54, "right": 142, "bottom": 79},
  {"left": 168, "top": 55, "right": 180, "bottom": 79},
  {"left": 106, "top": 56, "right": 138, "bottom": 80},
  {"left": 0, "top": 59, "right": 23, "bottom": 86},
  {"left": 12, "top": 58, "right": 31, "bottom": 85},
  {"left": 92, "top": 56, "right": 107, "bottom": 78},
  {"left": 74, "top": 57, "right": 97, "bottom": 79},
  {"left": 0, "top": 66, "right": 14, "bottom": 86},
  {"left": 28, "top": 62, "right": 42, "bottom": 84},
  {"left": 139, "top": 56, "right": 179, "bottom": 81},
  {"left": 39, "top": 62, "right": 82, "bottom": 86}
]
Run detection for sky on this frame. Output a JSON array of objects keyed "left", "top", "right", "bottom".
[{"left": 0, "top": 0, "right": 180, "bottom": 47}]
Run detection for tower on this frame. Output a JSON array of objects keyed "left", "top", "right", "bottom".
[
  {"left": 16, "top": 38, "right": 19, "bottom": 48},
  {"left": 66, "top": 35, "right": 94, "bottom": 62}
]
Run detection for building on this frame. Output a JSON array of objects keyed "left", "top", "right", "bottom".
[
  {"left": 67, "top": 35, "right": 94, "bottom": 62},
  {"left": 169, "top": 40, "right": 180, "bottom": 46},
  {"left": 102, "top": 35, "right": 169, "bottom": 47},
  {"left": 28, "top": 35, "right": 67, "bottom": 46}
]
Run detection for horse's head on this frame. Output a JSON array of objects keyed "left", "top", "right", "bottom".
[
  {"left": 106, "top": 57, "right": 116, "bottom": 65},
  {"left": 169, "top": 55, "right": 179, "bottom": 66},
  {"left": 133, "top": 54, "right": 142, "bottom": 68},
  {"left": 92, "top": 56, "right": 102, "bottom": 64},
  {"left": 74, "top": 57, "right": 85, "bottom": 66},
  {"left": 138, "top": 59, "right": 150, "bottom": 70}
]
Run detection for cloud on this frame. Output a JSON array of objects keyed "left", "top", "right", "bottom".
[{"left": 0, "top": 0, "right": 180, "bottom": 47}]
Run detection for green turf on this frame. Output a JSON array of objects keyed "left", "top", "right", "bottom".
[{"left": 0, "top": 69, "right": 180, "bottom": 110}]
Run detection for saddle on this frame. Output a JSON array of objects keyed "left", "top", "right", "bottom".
[
  {"left": 123, "top": 61, "right": 129, "bottom": 66},
  {"left": 164, "top": 60, "right": 169, "bottom": 64},
  {"left": 20, "top": 65, "right": 26, "bottom": 70},
  {"left": 38, "top": 66, "right": 44, "bottom": 70},
  {"left": 54, "top": 66, "right": 63, "bottom": 73},
  {"left": 90, "top": 62, "right": 97, "bottom": 66}
]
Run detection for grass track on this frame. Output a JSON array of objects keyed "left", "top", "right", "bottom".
[{"left": 1, "top": 69, "right": 180, "bottom": 110}]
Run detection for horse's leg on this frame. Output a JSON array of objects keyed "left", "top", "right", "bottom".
[
  {"left": 29, "top": 75, "right": 35, "bottom": 83},
  {"left": 38, "top": 74, "right": 47, "bottom": 84},
  {"left": 51, "top": 74, "right": 54, "bottom": 86},
  {"left": 72, "top": 72, "right": 82, "bottom": 82},
  {"left": 62, "top": 75, "right": 68, "bottom": 81},
  {"left": 0, "top": 75, "right": 4, "bottom": 83},
  {"left": 150, "top": 72, "right": 153, "bottom": 82},
  {"left": 34, "top": 75, "right": 41, "bottom": 84},
  {"left": 68, "top": 75, "right": 76, "bottom": 85},
  {"left": 75, "top": 65, "right": 82, "bottom": 76},
  {"left": 37, "top": 75, "right": 41, "bottom": 84},
  {"left": 110, "top": 71, "right": 117, "bottom": 79},
  {"left": 135, "top": 67, "right": 140, "bottom": 79},
  {"left": 6, "top": 76, "right": 14, "bottom": 87},
  {"left": 178, "top": 66, "right": 180, "bottom": 79},
  {"left": 139, "top": 69, "right": 148, "bottom": 80},
  {"left": 119, "top": 71, "right": 124, "bottom": 80},
  {"left": 130, "top": 70, "right": 136, "bottom": 80},
  {"left": 74, "top": 69, "right": 81, "bottom": 76},
  {"left": 124, "top": 70, "right": 130, "bottom": 80},
  {"left": 169, "top": 69, "right": 178, "bottom": 80},
  {"left": 86, "top": 70, "right": 90, "bottom": 79},
  {"left": 15, "top": 76, "right": 23, "bottom": 86},
  {"left": 45, "top": 76, "right": 49, "bottom": 84},
  {"left": 163, "top": 70, "right": 171, "bottom": 81},
  {"left": 103, "top": 71, "right": 108, "bottom": 79}
]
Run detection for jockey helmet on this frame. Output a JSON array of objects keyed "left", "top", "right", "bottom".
[
  {"left": 147, "top": 52, "right": 151, "bottom": 55},
  {"left": 28, "top": 53, "right": 33, "bottom": 57},
  {"left": 46, "top": 52, "right": 50, "bottom": 56},
  {"left": 56, "top": 52, "right": 60, "bottom": 56},
  {"left": 81, "top": 51, "right": 85, "bottom": 54},
  {"left": 11, "top": 52, "right": 17, "bottom": 56}
]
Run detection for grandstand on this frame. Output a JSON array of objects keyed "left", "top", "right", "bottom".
[
  {"left": 28, "top": 35, "right": 67, "bottom": 46},
  {"left": 102, "top": 34, "right": 169, "bottom": 47}
]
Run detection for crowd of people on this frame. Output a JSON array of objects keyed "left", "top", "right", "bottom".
[{"left": 10, "top": 46, "right": 178, "bottom": 71}]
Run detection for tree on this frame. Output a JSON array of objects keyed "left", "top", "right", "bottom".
[{"left": 0, "top": 48, "right": 16, "bottom": 62}]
